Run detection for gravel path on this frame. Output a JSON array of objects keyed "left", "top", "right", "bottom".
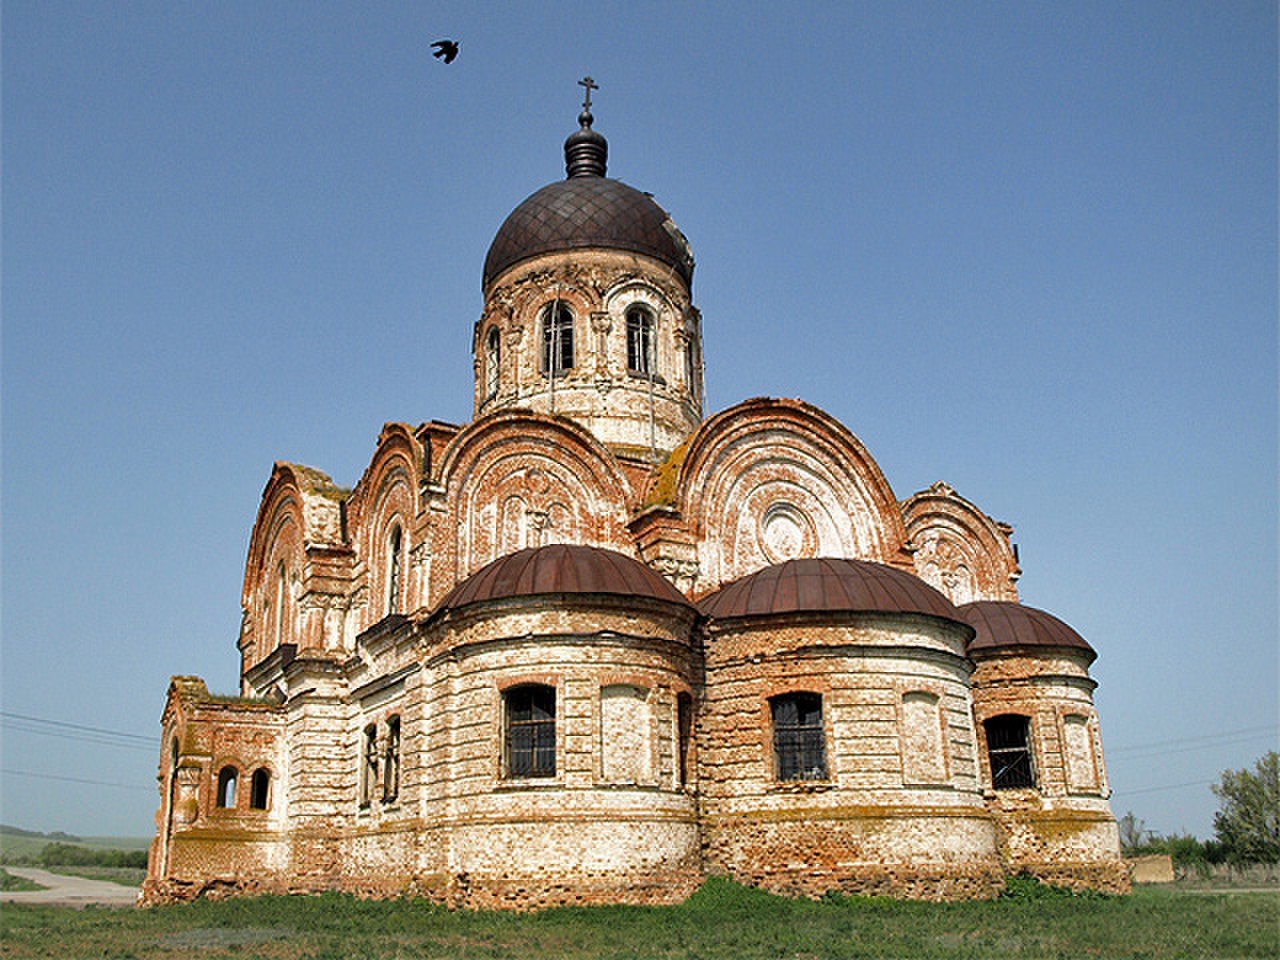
[{"left": 0, "top": 867, "right": 138, "bottom": 908}]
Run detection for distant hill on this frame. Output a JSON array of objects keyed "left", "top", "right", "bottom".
[
  {"left": 0, "top": 825, "right": 150, "bottom": 862},
  {"left": 0, "top": 824, "right": 81, "bottom": 842}
]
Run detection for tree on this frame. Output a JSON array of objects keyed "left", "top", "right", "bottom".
[
  {"left": 1212, "top": 751, "right": 1280, "bottom": 864},
  {"left": 1117, "top": 811, "right": 1147, "bottom": 854}
]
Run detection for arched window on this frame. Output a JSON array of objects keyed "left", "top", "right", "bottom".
[
  {"left": 984, "top": 714, "right": 1036, "bottom": 789},
  {"left": 249, "top": 768, "right": 271, "bottom": 810},
  {"left": 626, "top": 306, "right": 655, "bottom": 376},
  {"left": 540, "top": 302, "right": 574, "bottom": 375},
  {"left": 770, "top": 692, "right": 826, "bottom": 781},
  {"left": 386, "top": 525, "right": 404, "bottom": 616},
  {"left": 504, "top": 684, "right": 556, "bottom": 778},
  {"left": 216, "top": 766, "right": 239, "bottom": 808},
  {"left": 382, "top": 715, "right": 401, "bottom": 802},
  {"left": 485, "top": 327, "right": 501, "bottom": 398}
]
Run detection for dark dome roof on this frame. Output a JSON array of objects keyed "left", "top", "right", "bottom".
[
  {"left": 482, "top": 111, "right": 694, "bottom": 289},
  {"left": 959, "top": 600, "right": 1096, "bottom": 660},
  {"left": 436, "top": 544, "right": 693, "bottom": 614},
  {"left": 699, "top": 557, "right": 964, "bottom": 624}
]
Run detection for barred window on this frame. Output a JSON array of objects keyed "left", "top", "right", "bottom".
[
  {"left": 386, "top": 525, "right": 404, "bottom": 616},
  {"left": 505, "top": 684, "right": 556, "bottom": 778},
  {"left": 985, "top": 714, "right": 1036, "bottom": 789},
  {"left": 540, "top": 303, "right": 574, "bottom": 375},
  {"left": 771, "top": 692, "right": 827, "bottom": 781},
  {"left": 626, "top": 306, "right": 655, "bottom": 375}
]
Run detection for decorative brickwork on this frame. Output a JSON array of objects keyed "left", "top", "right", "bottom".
[{"left": 144, "top": 108, "right": 1126, "bottom": 908}]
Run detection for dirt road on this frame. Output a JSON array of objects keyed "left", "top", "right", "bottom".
[{"left": 0, "top": 867, "right": 138, "bottom": 908}]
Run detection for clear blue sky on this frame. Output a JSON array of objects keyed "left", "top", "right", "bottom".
[{"left": 3, "top": 1, "right": 1275, "bottom": 840}]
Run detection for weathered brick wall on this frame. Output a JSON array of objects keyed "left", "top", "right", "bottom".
[
  {"left": 699, "top": 614, "right": 1004, "bottom": 899},
  {"left": 476, "top": 249, "right": 703, "bottom": 460},
  {"left": 971, "top": 650, "right": 1129, "bottom": 893}
]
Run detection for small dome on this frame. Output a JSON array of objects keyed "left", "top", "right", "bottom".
[
  {"left": 699, "top": 557, "right": 963, "bottom": 623},
  {"left": 482, "top": 110, "right": 693, "bottom": 289},
  {"left": 959, "top": 600, "right": 1096, "bottom": 661},
  {"left": 436, "top": 544, "right": 693, "bottom": 614}
]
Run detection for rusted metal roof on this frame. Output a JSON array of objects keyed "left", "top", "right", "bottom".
[
  {"left": 959, "top": 600, "right": 1096, "bottom": 661},
  {"left": 698, "top": 557, "right": 962, "bottom": 623},
  {"left": 483, "top": 176, "right": 694, "bottom": 289},
  {"left": 435, "top": 544, "right": 693, "bottom": 614}
]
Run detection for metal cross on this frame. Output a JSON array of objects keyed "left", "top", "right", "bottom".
[{"left": 579, "top": 76, "right": 598, "bottom": 111}]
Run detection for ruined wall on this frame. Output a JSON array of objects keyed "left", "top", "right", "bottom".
[
  {"left": 971, "top": 650, "right": 1129, "bottom": 893},
  {"left": 416, "top": 600, "right": 703, "bottom": 907},
  {"left": 699, "top": 615, "right": 1004, "bottom": 900}
]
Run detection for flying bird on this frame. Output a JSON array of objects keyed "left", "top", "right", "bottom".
[{"left": 431, "top": 39, "right": 459, "bottom": 64}]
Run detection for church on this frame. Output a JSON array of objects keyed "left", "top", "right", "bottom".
[{"left": 143, "top": 90, "right": 1128, "bottom": 907}]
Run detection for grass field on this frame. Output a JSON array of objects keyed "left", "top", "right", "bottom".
[{"left": 1, "top": 878, "right": 1277, "bottom": 959}]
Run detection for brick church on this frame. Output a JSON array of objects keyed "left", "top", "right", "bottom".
[{"left": 143, "top": 91, "right": 1128, "bottom": 906}]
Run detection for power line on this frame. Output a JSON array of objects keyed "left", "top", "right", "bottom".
[
  {"left": 0, "top": 711, "right": 154, "bottom": 744},
  {"left": 1112, "top": 778, "right": 1218, "bottom": 797},
  {"left": 1107, "top": 724, "right": 1278, "bottom": 757},
  {"left": 0, "top": 718, "right": 157, "bottom": 753},
  {"left": 1, "top": 768, "right": 154, "bottom": 792}
]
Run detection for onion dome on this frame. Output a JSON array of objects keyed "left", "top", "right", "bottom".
[
  {"left": 699, "top": 557, "right": 964, "bottom": 624},
  {"left": 482, "top": 107, "right": 694, "bottom": 289},
  {"left": 435, "top": 544, "right": 693, "bottom": 615},
  {"left": 959, "top": 600, "right": 1096, "bottom": 662}
]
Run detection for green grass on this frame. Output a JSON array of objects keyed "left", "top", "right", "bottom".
[
  {"left": 0, "top": 868, "right": 45, "bottom": 892},
  {"left": 1, "top": 878, "right": 1277, "bottom": 959}
]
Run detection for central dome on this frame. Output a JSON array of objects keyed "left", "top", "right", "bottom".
[{"left": 482, "top": 110, "right": 694, "bottom": 289}]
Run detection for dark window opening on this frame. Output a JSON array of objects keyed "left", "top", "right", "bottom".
[
  {"left": 250, "top": 768, "right": 270, "bottom": 810},
  {"left": 541, "top": 303, "right": 574, "bottom": 375},
  {"left": 486, "top": 327, "right": 501, "bottom": 398},
  {"left": 985, "top": 714, "right": 1036, "bottom": 789},
  {"left": 771, "top": 692, "right": 827, "bottom": 781},
  {"left": 505, "top": 684, "right": 556, "bottom": 778},
  {"left": 677, "top": 691, "right": 694, "bottom": 788},
  {"left": 387, "top": 525, "right": 403, "bottom": 616},
  {"left": 626, "top": 307, "right": 655, "bottom": 375},
  {"left": 216, "top": 766, "right": 239, "bottom": 808},
  {"left": 382, "top": 715, "right": 401, "bottom": 802}
]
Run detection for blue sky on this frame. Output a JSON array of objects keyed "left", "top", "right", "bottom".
[{"left": 3, "top": 1, "right": 1275, "bottom": 840}]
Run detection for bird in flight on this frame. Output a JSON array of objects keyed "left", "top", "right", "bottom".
[{"left": 431, "top": 39, "right": 459, "bottom": 63}]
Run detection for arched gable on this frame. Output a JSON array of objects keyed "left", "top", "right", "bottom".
[
  {"left": 902, "top": 482, "right": 1021, "bottom": 604},
  {"left": 436, "top": 410, "right": 634, "bottom": 584},
  {"left": 242, "top": 462, "right": 346, "bottom": 663},
  {"left": 674, "top": 398, "right": 911, "bottom": 593},
  {"left": 344, "top": 424, "right": 424, "bottom": 624}
]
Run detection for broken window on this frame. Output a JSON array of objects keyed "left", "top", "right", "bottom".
[
  {"left": 985, "top": 714, "right": 1036, "bottom": 789},
  {"left": 771, "top": 692, "right": 827, "bottom": 781},
  {"left": 505, "top": 684, "right": 555, "bottom": 778},
  {"left": 626, "top": 306, "right": 655, "bottom": 375},
  {"left": 540, "top": 302, "right": 574, "bottom": 375},
  {"left": 382, "top": 715, "right": 401, "bottom": 802},
  {"left": 249, "top": 768, "right": 270, "bottom": 810},
  {"left": 216, "top": 766, "right": 239, "bottom": 808}
]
